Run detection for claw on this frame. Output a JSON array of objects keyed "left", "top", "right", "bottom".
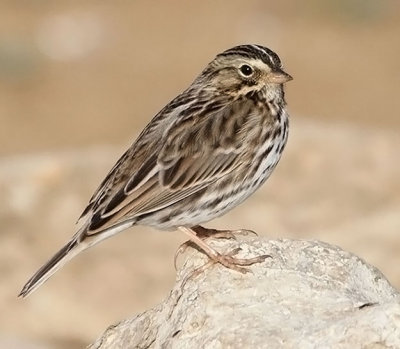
[
  {"left": 230, "top": 229, "right": 258, "bottom": 237},
  {"left": 174, "top": 240, "right": 194, "bottom": 270}
]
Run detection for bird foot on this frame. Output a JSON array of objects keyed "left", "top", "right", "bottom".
[
  {"left": 174, "top": 226, "right": 260, "bottom": 270},
  {"left": 180, "top": 247, "right": 270, "bottom": 287},
  {"left": 212, "top": 247, "right": 270, "bottom": 273},
  {"left": 174, "top": 226, "right": 237, "bottom": 270}
]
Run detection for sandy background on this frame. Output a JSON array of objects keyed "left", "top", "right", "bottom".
[{"left": 1, "top": 1, "right": 400, "bottom": 348}]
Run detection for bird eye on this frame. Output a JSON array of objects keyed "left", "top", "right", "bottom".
[{"left": 239, "top": 64, "right": 254, "bottom": 77}]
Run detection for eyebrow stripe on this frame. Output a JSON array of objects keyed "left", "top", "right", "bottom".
[{"left": 217, "top": 45, "right": 281, "bottom": 68}]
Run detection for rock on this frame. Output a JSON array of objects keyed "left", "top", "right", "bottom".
[{"left": 88, "top": 237, "right": 400, "bottom": 348}]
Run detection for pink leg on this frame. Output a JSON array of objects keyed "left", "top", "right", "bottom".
[{"left": 177, "top": 226, "right": 269, "bottom": 274}]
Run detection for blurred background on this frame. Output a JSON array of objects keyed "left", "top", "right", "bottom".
[{"left": 1, "top": 1, "right": 399, "bottom": 348}]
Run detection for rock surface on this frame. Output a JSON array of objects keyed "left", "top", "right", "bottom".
[{"left": 89, "top": 238, "right": 400, "bottom": 349}]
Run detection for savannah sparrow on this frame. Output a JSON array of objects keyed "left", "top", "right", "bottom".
[{"left": 20, "top": 44, "right": 292, "bottom": 297}]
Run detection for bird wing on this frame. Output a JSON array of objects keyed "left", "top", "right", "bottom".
[{"left": 81, "top": 98, "right": 254, "bottom": 234}]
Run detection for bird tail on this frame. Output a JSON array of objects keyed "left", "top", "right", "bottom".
[
  {"left": 18, "top": 237, "right": 86, "bottom": 298},
  {"left": 19, "top": 219, "right": 137, "bottom": 298}
]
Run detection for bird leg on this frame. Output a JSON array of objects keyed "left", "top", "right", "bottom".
[
  {"left": 174, "top": 225, "right": 237, "bottom": 269},
  {"left": 174, "top": 225, "right": 254, "bottom": 269},
  {"left": 176, "top": 226, "right": 268, "bottom": 274}
]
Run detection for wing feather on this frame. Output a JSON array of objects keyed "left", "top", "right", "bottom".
[{"left": 82, "top": 97, "right": 255, "bottom": 234}]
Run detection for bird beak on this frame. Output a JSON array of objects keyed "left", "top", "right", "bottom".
[{"left": 268, "top": 69, "right": 293, "bottom": 84}]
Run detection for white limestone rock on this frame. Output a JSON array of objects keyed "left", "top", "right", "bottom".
[{"left": 89, "top": 238, "right": 400, "bottom": 349}]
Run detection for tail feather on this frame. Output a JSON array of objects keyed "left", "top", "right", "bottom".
[
  {"left": 18, "top": 238, "right": 86, "bottom": 297},
  {"left": 19, "top": 219, "right": 137, "bottom": 298}
]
